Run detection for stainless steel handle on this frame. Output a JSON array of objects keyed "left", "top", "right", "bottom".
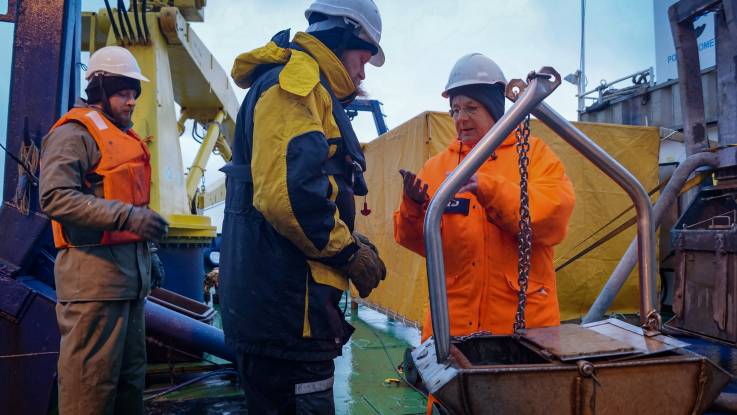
[
  {"left": 423, "top": 69, "right": 561, "bottom": 362},
  {"left": 531, "top": 103, "right": 658, "bottom": 329}
]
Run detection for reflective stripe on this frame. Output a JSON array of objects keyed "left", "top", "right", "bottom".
[
  {"left": 294, "top": 376, "right": 334, "bottom": 395},
  {"left": 85, "top": 110, "right": 109, "bottom": 131}
]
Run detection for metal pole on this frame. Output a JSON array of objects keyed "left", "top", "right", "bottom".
[
  {"left": 716, "top": 3, "right": 737, "bottom": 146},
  {"left": 532, "top": 103, "right": 660, "bottom": 329},
  {"left": 582, "top": 152, "right": 719, "bottom": 323},
  {"left": 186, "top": 111, "right": 225, "bottom": 202},
  {"left": 215, "top": 136, "right": 233, "bottom": 162},
  {"left": 424, "top": 70, "right": 561, "bottom": 362},
  {"left": 669, "top": 2, "right": 709, "bottom": 156},
  {"left": 578, "top": 0, "right": 586, "bottom": 114},
  {"left": 145, "top": 300, "right": 235, "bottom": 362}
]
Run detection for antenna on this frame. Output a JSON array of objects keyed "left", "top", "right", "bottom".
[{"left": 565, "top": 0, "right": 587, "bottom": 117}]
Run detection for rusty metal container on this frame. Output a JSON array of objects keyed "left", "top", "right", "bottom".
[
  {"left": 414, "top": 328, "right": 730, "bottom": 415},
  {"left": 670, "top": 183, "right": 737, "bottom": 343},
  {"left": 415, "top": 69, "right": 732, "bottom": 415}
]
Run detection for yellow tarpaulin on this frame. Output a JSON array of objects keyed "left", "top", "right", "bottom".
[{"left": 354, "top": 111, "right": 660, "bottom": 327}]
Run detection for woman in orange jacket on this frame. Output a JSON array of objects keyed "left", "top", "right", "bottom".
[{"left": 394, "top": 53, "right": 575, "bottom": 343}]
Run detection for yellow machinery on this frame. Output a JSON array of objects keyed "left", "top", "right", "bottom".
[{"left": 81, "top": 1, "right": 235, "bottom": 298}]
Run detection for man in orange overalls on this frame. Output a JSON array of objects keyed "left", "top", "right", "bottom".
[
  {"left": 394, "top": 54, "right": 575, "bottom": 412},
  {"left": 40, "top": 46, "right": 168, "bottom": 415}
]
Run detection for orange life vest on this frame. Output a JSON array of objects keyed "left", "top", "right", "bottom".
[{"left": 49, "top": 107, "right": 152, "bottom": 248}]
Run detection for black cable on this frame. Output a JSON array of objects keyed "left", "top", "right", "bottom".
[
  {"left": 116, "top": 0, "right": 132, "bottom": 44},
  {"left": 142, "top": 0, "right": 150, "bottom": 43},
  {"left": 39, "top": 249, "right": 56, "bottom": 264},
  {"left": 143, "top": 369, "right": 238, "bottom": 402},
  {"left": 191, "top": 121, "right": 203, "bottom": 144},
  {"left": 365, "top": 322, "right": 428, "bottom": 397},
  {"left": 132, "top": 0, "right": 143, "bottom": 43},
  {"left": 103, "top": 0, "right": 122, "bottom": 44},
  {"left": 0, "top": 139, "right": 38, "bottom": 186},
  {"left": 119, "top": 1, "right": 138, "bottom": 44}
]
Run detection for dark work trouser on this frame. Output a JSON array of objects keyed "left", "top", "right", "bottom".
[
  {"left": 56, "top": 298, "right": 146, "bottom": 415},
  {"left": 236, "top": 353, "right": 335, "bottom": 415}
]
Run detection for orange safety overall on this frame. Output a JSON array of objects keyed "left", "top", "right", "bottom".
[{"left": 394, "top": 133, "right": 575, "bottom": 413}]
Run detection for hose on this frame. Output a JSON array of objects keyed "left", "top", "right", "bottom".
[
  {"left": 132, "top": 0, "right": 143, "bottom": 43},
  {"left": 141, "top": 0, "right": 150, "bottom": 44},
  {"left": 103, "top": 0, "right": 122, "bottom": 45},
  {"left": 119, "top": 1, "right": 138, "bottom": 44},
  {"left": 143, "top": 369, "right": 238, "bottom": 402},
  {"left": 116, "top": 0, "right": 132, "bottom": 44}
]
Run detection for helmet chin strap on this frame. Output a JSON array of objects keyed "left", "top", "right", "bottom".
[
  {"left": 98, "top": 75, "right": 114, "bottom": 118},
  {"left": 93, "top": 74, "right": 129, "bottom": 129}
]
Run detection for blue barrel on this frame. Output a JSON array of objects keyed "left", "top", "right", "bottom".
[{"left": 157, "top": 245, "right": 206, "bottom": 302}]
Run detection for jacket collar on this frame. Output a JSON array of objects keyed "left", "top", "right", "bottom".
[
  {"left": 230, "top": 30, "right": 356, "bottom": 101},
  {"left": 292, "top": 32, "right": 355, "bottom": 100}
]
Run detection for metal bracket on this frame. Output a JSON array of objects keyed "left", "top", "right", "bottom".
[
  {"left": 644, "top": 309, "right": 664, "bottom": 335},
  {"left": 505, "top": 79, "right": 528, "bottom": 102},
  {"left": 411, "top": 339, "right": 459, "bottom": 395},
  {"left": 506, "top": 67, "right": 562, "bottom": 102},
  {"left": 713, "top": 233, "right": 729, "bottom": 331},
  {"left": 0, "top": 0, "right": 16, "bottom": 22}
]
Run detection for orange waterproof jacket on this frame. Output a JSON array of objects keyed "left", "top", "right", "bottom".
[
  {"left": 49, "top": 107, "right": 151, "bottom": 248},
  {"left": 394, "top": 132, "right": 575, "bottom": 340}
]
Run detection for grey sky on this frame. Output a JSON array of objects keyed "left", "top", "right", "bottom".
[
  {"left": 187, "top": 0, "right": 655, "bottom": 133},
  {"left": 1, "top": 0, "right": 657, "bottom": 197}
]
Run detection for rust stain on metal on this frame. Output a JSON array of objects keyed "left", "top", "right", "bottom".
[
  {"left": 522, "top": 324, "right": 636, "bottom": 361},
  {"left": 415, "top": 335, "right": 730, "bottom": 414}
]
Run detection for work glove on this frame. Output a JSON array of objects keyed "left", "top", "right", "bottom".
[
  {"left": 150, "top": 244, "right": 166, "bottom": 288},
  {"left": 339, "top": 232, "right": 387, "bottom": 298},
  {"left": 399, "top": 169, "right": 429, "bottom": 205},
  {"left": 124, "top": 206, "right": 169, "bottom": 242}
]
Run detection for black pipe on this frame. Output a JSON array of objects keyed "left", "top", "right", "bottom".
[
  {"left": 709, "top": 392, "right": 737, "bottom": 413},
  {"left": 145, "top": 300, "right": 235, "bottom": 362},
  {"left": 103, "top": 0, "right": 122, "bottom": 44},
  {"left": 141, "top": 0, "right": 150, "bottom": 44},
  {"left": 116, "top": 0, "right": 132, "bottom": 44},
  {"left": 132, "top": 0, "right": 143, "bottom": 43},
  {"left": 119, "top": 0, "right": 138, "bottom": 44}
]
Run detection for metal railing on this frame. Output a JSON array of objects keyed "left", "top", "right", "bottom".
[{"left": 577, "top": 67, "right": 654, "bottom": 110}]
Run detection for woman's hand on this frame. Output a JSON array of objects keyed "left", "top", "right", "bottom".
[
  {"left": 445, "top": 171, "right": 478, "bottom": 196},
  {"left": 457, "top": 174, "right": 478, "bottom": 195},
  {"left": 399, "top": 169, "right": 429, "bottom": 205}
]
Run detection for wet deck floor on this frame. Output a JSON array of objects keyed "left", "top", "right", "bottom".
[
  {"left": 145, "top": 306, "right": 737, "bottom": 414},
  {"left": 145, "top": 300, "right": 426, "bottom": 414}
]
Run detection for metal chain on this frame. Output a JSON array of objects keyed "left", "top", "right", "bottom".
[{"left": 513, "top": 114, "right": 533, "bottom": 334}]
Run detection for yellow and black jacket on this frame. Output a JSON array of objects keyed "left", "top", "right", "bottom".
[{"left": 219, "top": 29, "right": 367, "bottom": 361}]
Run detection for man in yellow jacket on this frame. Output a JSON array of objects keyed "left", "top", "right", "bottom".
[
  {"left": 40, "top": 46, "right": 168, "bottom": 414},
  {"left": 220, "top": 1, "right": 387, "bottom": 413}
]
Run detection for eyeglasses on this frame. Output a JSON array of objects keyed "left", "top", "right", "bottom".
[{"left": 449, "top": 105, "right": 481, "bottom": 119}]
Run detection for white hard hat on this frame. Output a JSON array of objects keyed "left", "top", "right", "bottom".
[
  {"left": 85, "top": 46, "right": 149, "bottom": 82},
  {"left": 305, "top": 0, "right": 384, "bottom": 67},
  {"left": 442, "top": 53, "right": 506, "bottom": 98}
]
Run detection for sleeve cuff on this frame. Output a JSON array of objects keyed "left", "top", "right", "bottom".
[
  {"left": 400, "top": 193, "right": 427, "bottom": 221},
  {"left": 319, "top": 241, "right": 359, "bottom": 267},
  {"left": 475, "top": 172, "right": 506, "bottom": 208}
]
